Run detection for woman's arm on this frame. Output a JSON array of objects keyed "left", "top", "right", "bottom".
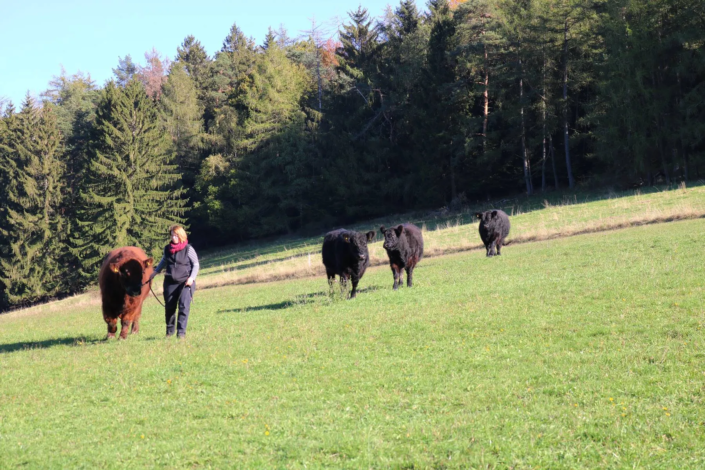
[
  {"left": 153, "top": 255, "right": 166, "bottom": 274},
  {"left": 187, "top": 246, "right": 200, "bottom": 284}
]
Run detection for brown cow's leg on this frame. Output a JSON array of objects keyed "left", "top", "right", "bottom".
[
  {"left": 133, "top": 306, "right": 143, "bottom": 334},
  {"left": 106, "top": 318, "right": 118, "bottom": 339},
  {"left": 119, "top": 318, "right": 131, "bottom": 340}
]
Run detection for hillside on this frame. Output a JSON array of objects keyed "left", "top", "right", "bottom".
[{"left": 1, "top": 187, "right": 704, "bottom": 467}]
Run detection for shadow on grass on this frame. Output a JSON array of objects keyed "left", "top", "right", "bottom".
[
  {"left": 218, "top": 291, "right": 328, "bottom": 314},
  {"left": 0, "top": 336, "right": 104, "bottom": 354},
  {"left": 217, "top": 286, "right": 383, "bottom": 314}
]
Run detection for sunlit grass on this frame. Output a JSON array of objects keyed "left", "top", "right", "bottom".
[
  {"left": 192, "top": 184, "right": 705, "bottom": 290},
  {"left": 1, "top": 218, "right": 704, "bottom": 467}
]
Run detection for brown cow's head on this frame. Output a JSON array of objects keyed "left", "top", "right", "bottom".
[{"left": 110, "top": 257, "right": 154, "bottom": 297}]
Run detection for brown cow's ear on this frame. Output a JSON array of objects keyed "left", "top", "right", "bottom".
[
  {"left": 366, "top": 231, "right": 376, "bottom": 242},
  {"left": 394, "top": 225, "right": 404, "bottom": 237},
  {"left": 110, "top": 263, "right": 120, "bottom": 274},
  {"left": 143, "top": 258, "right": 154, "bottom": 268}
]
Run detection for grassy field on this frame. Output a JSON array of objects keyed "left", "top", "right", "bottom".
[
  {"left": 1, "top": 215, "right": 704, "bottom": 467},
  {"left": 192, "top": 183, "right": 705, "bottom": 289}
]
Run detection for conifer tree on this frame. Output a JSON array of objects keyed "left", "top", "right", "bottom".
[
  {"left": 41, "top": 70, "right": 99, "bottom": 203},
  {"left": 72, "top": 80, "right": 185, "bottom": 280},
  {"left": 263, "top": 27, "right": 277, "bottom": 50},
  {"left": 0, "top": 97, "right": 67, "bottom": 306},
  {"left": 113, "top": 55, "right": 137, "bottom": 87},
  {"left": 176, "top": 35, "right": 211, "bottom": 92},
  {"left": 161, "top": 63, "right": 204, "bottom": 181},
  {"left": 235, "top": 43, "right": 316, "bottom": 234}
]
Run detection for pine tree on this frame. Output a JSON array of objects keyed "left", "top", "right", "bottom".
[
  {"left": 0, "top": 97, "right": 67, "bottom": 306},
  {"left": 113, "top": 55, "right": 137, "bottom": 87},
  {"left": 391, "top": 0, "right": 421, "bottom": 38},
  {"left": 161, "top": 63, "right": 204, "bottom": 185},
  {"left": 237, "top": 43, "right": 317, "bottom": 234},
  {"left": 205, "top": 23, "right": 256, "bottom": 125},
  {"left": 41, "top": 70, "right": 99, "bottom": 202},
  {"left": 72, "top": 80, "right": 186, "bottom": 280},
  {"left": 263, "top": 27, "right": 277, "bottom": 50},
  {"left": 176, "top": 35, "right": 211, "bottom": 92}
]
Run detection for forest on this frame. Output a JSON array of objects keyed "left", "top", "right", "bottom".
[{"left": 0, "top": 0, "right": 703, "bottom": 309}]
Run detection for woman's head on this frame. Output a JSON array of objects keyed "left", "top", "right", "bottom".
[{"left": 169, "top": 225, "right": 188, "bottom": 244}]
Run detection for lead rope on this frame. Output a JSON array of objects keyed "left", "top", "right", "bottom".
[
  {"left": 142, "top": 277, "right": 165, "bottom": 307},
  {"left": 150, "top": 281, "right": 165, "bottom": 307}
]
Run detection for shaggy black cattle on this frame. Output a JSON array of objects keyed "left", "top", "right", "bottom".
[
  {"left": 475, "top": 210, "right": 511, "bottom": 257},
  {"left": 379, "top": 223, "right": 424, "bottom": 290},
  {"left": 321, "top": 228, "right": 376, "bottom": 298}
]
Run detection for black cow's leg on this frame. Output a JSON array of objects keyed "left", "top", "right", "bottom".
[
  {"left": 488, "top": 238, "right": 497, "bottom": 257},
  {"left": 496, "top": 238, "right": 503, "bottom": 256},
  {"left": 327, "top": 271, "right": 336, "bottom": 295},
  {"left": 406, "top": 266, "right": 413, "bottom": 288},
  {"left": 350, "top": 278, "right": 359, "bottom": 299},
  {"left": 391, "top": 265, "right": 400, "bottom": 290},
  {"left": 340, "top": 274, "right": 349, "bottom": 297}
]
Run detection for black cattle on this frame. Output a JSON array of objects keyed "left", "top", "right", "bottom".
[
  {"left": 379, "top": 223, "right": 424, "bottom": 290},
  {"left": 475, "top": 210, "right": 511, "bottom": 257},
  {"left": 321, "top": 229, "right": 376, "bottom": 298}
]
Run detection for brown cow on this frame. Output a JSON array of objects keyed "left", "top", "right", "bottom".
[{"left": 99, "top": 246, "right": 154, "bottom": 339}]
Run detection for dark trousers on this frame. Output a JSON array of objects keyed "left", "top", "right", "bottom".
[{"left": 163, "top": 279, "right": 194, "bottom": 337}]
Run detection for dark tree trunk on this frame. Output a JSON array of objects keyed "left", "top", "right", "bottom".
[
  {"left": 549, "top": 134, "right": 559, "bottom": 190},
  {"left": 562, "top": 18, "right": 575, "bottom": 189}
]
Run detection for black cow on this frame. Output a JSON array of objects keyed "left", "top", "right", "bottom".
[
  {"left": 379, "top": 223, "right": 424, "bottom": 290},
  {"left": 322, "top": 229, "right": 376, "bottom": 298},
  {"left": 475, "top": 210, "right": 511, "bottom": 257}
]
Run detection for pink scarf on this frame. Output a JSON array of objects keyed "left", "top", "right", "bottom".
[{"left": 168, "top": 240, "right": 188, "bottom": 254}]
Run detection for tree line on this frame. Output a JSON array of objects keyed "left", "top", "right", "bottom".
[{"left": 0, "top": 0, "right": 703, "bottom": 309}]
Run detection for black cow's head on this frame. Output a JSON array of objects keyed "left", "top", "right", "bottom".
[
  {"left": 110, "top": 257, "right": 154, "bottom": 297},
  {"left": 341, "top": 230, "right": 376, "bottom": 262},
  {"left": 380, "top": 225, "right": 404, "bottom": 251},
  {"left": 475, "top": 211, "right": 497, "bottom": 222}
]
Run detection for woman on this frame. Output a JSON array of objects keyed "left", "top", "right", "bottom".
[{"left": 150, "top": 225, "right": 200, "bottom": 338}]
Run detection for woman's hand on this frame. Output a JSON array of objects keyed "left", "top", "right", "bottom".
[{"left": 185, "top": 278, "right": 193, "bottom": 287}]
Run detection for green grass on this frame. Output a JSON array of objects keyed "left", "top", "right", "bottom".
[
  {"left": 2, "top": 217, "right": 705, "bottom": 468},
  {"left": 194, "top": 184, "right": 705, "bottom": 288}
]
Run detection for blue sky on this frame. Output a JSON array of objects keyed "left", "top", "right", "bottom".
[{"left": 0, "top": 0, "right": 396, "bottom": 107}]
